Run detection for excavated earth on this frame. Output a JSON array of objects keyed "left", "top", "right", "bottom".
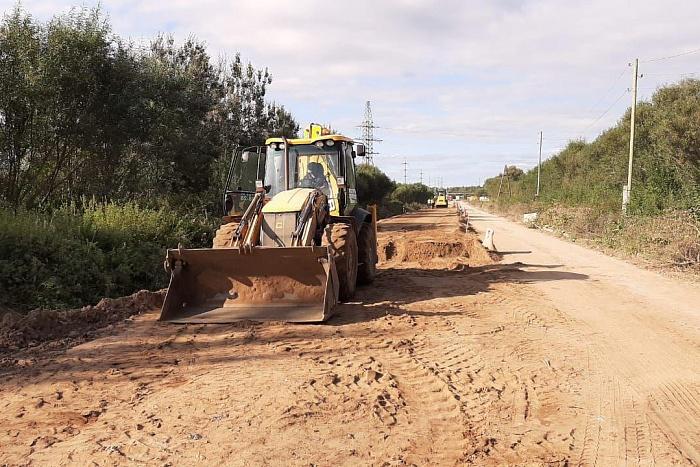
[{"left": 1, "top": 208, "right": 699, "bottom": 466}]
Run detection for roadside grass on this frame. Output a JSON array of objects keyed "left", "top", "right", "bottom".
[{"left": 0, "top": 202, "right": 215, "bottom": 312}]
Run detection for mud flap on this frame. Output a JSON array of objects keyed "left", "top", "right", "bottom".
[{"left": 159, "top": 247, "right": 339, "bottom": 323}]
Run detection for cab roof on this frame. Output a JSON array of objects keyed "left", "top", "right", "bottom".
[{"left": 265, "top": 134, "right": 355, "bottom": 145}]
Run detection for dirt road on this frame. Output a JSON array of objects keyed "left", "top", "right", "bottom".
[{"left": 1, "top": 208, "right": 698, "bottom": 466}]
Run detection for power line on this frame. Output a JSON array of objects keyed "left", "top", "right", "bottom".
[
  {"left": 578, "top": 58, "right": 699, "bottom": 140},
  {"left": 573, "top": 65, "right": 634, "bottom": 139},
  {"left": 642, "top": 46, "right": 700, "bottom": 63},
  {"left": 579, "top": 88, "right": 629, "bottom": 137},
  {"left": 583, "top": 67, "right": 627, "bottom": 115},
  {"left": 641, "top": 71, "right": 700, "bottom": 77},
  {"left": 379, "top": 125, "right": 511, "bottom": 140}
]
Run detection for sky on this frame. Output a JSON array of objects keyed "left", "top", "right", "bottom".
[{"left": 3, "top": 0, "right": 700, "bottom": 186}]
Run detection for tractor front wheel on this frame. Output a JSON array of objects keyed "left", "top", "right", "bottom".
[
  {"left": 357, "top": 222, "right": 377, "bottom": 285},
  {"left": 323, "top": 223, "right": 358, "bottom": 301}
]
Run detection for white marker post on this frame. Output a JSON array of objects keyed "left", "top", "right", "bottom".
[{"left": 483, "top": 229, "right": 496, "bottom": 251}]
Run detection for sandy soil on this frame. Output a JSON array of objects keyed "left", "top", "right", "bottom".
[{"left": 1, "top": 208, "right": 698, "bottom": 466}]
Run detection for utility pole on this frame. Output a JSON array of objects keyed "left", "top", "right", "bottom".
[
  {"left": 497, "top": 164, "right": 507, "bottom": 201},
  {"left": 359, "top": 101, "right": 382, "bottom": 165},
  {"left": 500, "top": 166, "right": 512, "bottom": 197},
  {"left": 623, "top": 58, "right": 639, "bottom": 214},
  {"left": 402, "top": 159, "right": 408, "bottom": 184},
  {"left": 536, "top": 131, "right": 543, "bottom": 197},
  {"left": 419, "top": 170, "right": 423, "bottom": 184}
]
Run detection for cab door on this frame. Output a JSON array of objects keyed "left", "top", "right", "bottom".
[
  {"left": 343, "top": 143, "right": 358, "bottom": 214},
  {"left": 223, "top": 146, "right": 264, "bottom": 217}
]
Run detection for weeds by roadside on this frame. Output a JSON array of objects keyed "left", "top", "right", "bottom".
[{"left": 0, "top": 202, "right": 215, "bottom": 312}]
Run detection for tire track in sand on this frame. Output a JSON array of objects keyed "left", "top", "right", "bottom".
[
  {"left": 402, "top": 282, "right": 587, "bottom": 465},
  {"left": 369, "top": 336, "right": 470, "bottom": 465}
]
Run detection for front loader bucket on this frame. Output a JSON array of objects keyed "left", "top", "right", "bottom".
[{"left": 159, "top": 246, "right": 339, "bottom": 323}]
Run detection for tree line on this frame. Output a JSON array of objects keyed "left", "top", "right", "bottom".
[
  {"left": 483, "top": 79, "right": 700, "bottom": 216},
  {"left": 356, "top": 164, "right": 434, "bottom": 216},
  {"left": 0, "top": 6, "right": 298, "bottom": 211}
]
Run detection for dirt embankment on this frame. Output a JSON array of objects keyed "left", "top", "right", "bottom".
[
  {"left": 0, "top": 290, "right": 164, "bottom": 354},
  {"left": 377, "top": 212, "right": 494, "bottom": 269}
]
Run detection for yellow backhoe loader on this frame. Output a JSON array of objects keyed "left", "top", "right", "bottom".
[{"left": 159, "top": 124, "right": 377, "bottom": 323}]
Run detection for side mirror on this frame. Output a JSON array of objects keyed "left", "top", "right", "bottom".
[
  {"left": 241, "top": 151, "right": 251, "bottom": 162},
  {"left": 354, "top": 144, "right": 365, "bottom": 159}
]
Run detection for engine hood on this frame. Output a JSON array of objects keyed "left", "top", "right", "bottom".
[{"left": 262, "top": 188, "right": 315, "bottom": 214}]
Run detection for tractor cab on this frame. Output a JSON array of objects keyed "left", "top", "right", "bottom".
[{"left": 223, "top": 123, "right": 365, "bottom": 218}]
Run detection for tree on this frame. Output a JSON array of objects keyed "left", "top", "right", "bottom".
[
  {"left": 391, "top": 183, "right": 432, "bottom": 204},
  {"left": 0, "top": 6, "right": 42, "bottom": 208},
  {"left": 217, "top": 54, "right": 298, "bottom": 149},
  {"left": 356, "top": 163, "right": 395, "bottom": 206},
  {"left": 503, "top": 165, "right": 525, "bottom": 181},
  {"left": 126, "top": 34, "right": 223, "bottom": 197},
  {"left": 0, "top": 6, "right": 299, "bottom": 209}
]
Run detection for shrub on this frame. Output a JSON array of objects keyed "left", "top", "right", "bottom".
[
  {"left": 391, "top": 183, "right": 433, "bottom": 205},
  {"left": 356, "top": 165, "right": 434, "bottom": 217},
  {"left": 356, "top": 164, "right": 396, "bottom": 207},
  {"left": 0, "top": 202, "right": 214, "bottom": 311}
]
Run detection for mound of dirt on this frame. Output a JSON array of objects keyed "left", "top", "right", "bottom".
[
  {"left": 0, "top": 290, "right": 164, "bottom": 352},
  {"left": 379, "top": 234, "right": 493, "bottom": 265}
]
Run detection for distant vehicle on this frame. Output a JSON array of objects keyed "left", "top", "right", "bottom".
[
  {"left": 435, "top": 190, "right": 448, "bottom": 208},
  {"left": 479, "top": 196, "right": 490, "bottom": 202}
]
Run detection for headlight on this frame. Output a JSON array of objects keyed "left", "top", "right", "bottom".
[
  {"left": 315, "top": 141, "right": 324, "bottom": 148},
  {"left": 325, "top": 140, "right": 334, "bottom": 146}
]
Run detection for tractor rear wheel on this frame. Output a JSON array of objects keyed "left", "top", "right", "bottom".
[
  {"left": 323, "top": 223, "right": 358, "bottom": 301},
  {"left": 357, "top": 222, "right": 377, "bottom": 285},
  {"left": 212, "top": 222, "right": 240, "bottom": 248}
]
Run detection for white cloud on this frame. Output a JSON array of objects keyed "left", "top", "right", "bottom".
[{"left": 2, "top": 0, "right": 699, "bottom": 185}]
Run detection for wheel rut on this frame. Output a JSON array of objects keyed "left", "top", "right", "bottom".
[{"left": 369, "top": 337, "right": 470, "bottom": 465}]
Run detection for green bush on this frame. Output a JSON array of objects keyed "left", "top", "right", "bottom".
[
  {"left": 391, "top": 183, "right": 433, "bottom": 205},
  {"left": 377, "top": 199, "right": 405, "bottom": 218},
  {"left": 356, "top": 163, "right": 396, "bottom": 207},
  {"left": 356, "top": 164, "right": 434, "bottom": 217},
  {"left": 0, "top": 203, "right": 214, "bottom": 311}
]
